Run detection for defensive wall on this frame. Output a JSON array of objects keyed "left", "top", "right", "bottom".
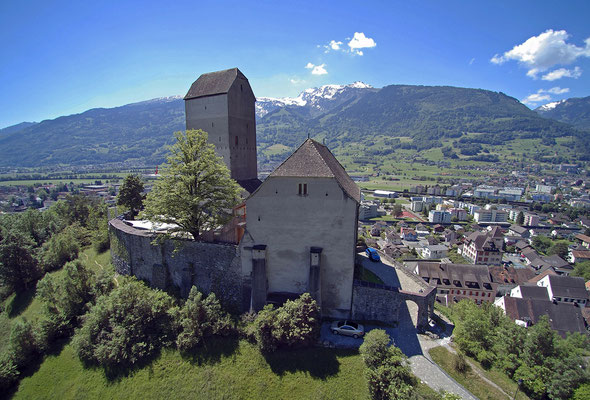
[{"left": 109, "top": 218, "right": 244, "bottom": 313}]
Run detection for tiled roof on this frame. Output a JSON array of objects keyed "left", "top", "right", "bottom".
[
  {"left": 518, "top": 285, "right": 549, "bottom": 300},
  {"left": 184, "top": 68, "right": 247, "bottom": 100},
  {"left": 575, "top": 233, "right": 590, "bottom": 243},
  {"left": 547, "top": 275, "right": 588, "bottom": 299},
  {"left": 572, "top": 250, "right": 590, "bottom": 259},
  {"left": 503, "top": 297, "right": 586, "bottom": 337},
  {"left": 489, "top": 265, "right": 535, "bottom": 285},
  {"left": 269, "top": 139, "right": 360, "bottom": 202}
]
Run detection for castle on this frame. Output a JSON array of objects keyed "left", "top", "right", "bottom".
[{"left": 109, "top": 68, "right": 435, "bottom": 324}]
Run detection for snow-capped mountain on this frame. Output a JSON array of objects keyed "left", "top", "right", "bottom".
[
  {"left": 536, "top": 100, "right": 566, "bottom": 112},
  {"left": 256, "top": 82, "right": 375, "bottom": 118}
]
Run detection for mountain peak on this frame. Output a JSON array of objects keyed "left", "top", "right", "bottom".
[{"left": 255, "top": 82, "right": 374, "bottom": 118}]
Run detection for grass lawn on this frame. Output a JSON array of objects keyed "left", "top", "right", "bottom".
[
  {"left": 0, "top": 247, "right": 112, "bottom": 355},
  {"left": 429, "top": 346, "right": 530, "bottom": 400},
  {"left": 12, "top": 340, "right": 368, "bottom": 400}
]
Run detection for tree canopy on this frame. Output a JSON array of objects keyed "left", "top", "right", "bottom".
[
  {"left": 143, "top": 129, "right": 241, "bottom": 240},
  {"left": 117, "top": 174, "right": 144, "bottom": 218}
]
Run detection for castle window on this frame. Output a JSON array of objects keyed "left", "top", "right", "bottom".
[
  {"left": 241, "top": 84, "right": 243, "bottom": 92},
  {"left": 298, "top": 183, "right": 308, "bottom": 196},
  {"left": 212, "top": 122, "right": 214, "bottom": 127},
  {"left": 235, "top": 136, "right": 239, "bottom": 145}
]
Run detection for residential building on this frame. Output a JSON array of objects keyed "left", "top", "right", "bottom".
[
  {"left": 523, "top": 213, "right": 540, "bottom": 226},
  {"left": 575, "top": 233, "right": 590, "bottom": 249},
  {"left": 411, "top": 262, "right": 497, "bottom": 305},
  {"left": 411, "top": 201, "right": 424, "bottom": 212},
  {"left": 400, "top": 227, "right": 418, "bottom": 241},
  {"left": 428, "top": 210, "right": 451, "bottom": 224},
  {"left": 537, "top": 275, "right": 588, "bottom": 305},
  {"left": 460, "top": 229, "right": 503, "bottom": 265},
  {"left": 494, "top": 296, "right": 586, "bottom": 337},
  {"left": 474, "top": 208, "right": 508, "bottom": 223},
  {"left": 421, "top": 244, "right": 449, "bottom": 259},
  {"left": 359, "top": 202, "right": 379, "bottom": 220}
]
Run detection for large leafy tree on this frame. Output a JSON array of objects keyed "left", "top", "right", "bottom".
[
  {"left": 143, "top": 130, "right": 241, "bottom": 240},
  {"left": 0, "top": 228, "right": 39, "bottom": 292},
  {"left": 117, "top": 174, "right": 144, "bottom": 218}
]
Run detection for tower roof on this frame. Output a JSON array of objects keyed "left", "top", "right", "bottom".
[
  {"left": 184, "top": 68, "right": 247, "bottom": 100},
  {"left": 269, "top": 139, "right": 360, "bottom": 202}
]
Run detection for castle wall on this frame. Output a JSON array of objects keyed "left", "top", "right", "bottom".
[
  {"left": 228, "top": 77, "right": 257, "bottom": 181},
  {"left": 109, "top": 218, "right": 243, "bottom": 313},
  {"left": 245, "top": 176, "right": 358, "bottom": 318}
]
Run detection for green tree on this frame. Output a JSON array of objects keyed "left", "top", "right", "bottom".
[
  {"left": 143, "top": 130, "right": 241, "bottom": 240},
  {"left": 176, "top": 287, "right": 233, "bottom": 353},
  {"left": 40, "top": 226, "right": 80, "bottom": 272},
  {"left": 516, "top": 211, "right": 524, "bottom": 225},
  {"left": 117, "top": 174, "right": 144, "bottom": 219},
  {"left": 548, "top": 241, "right": 569, "bottom": 259},
  {"left": 73, "top": 279, "right": 175, "bottom": 368},
  {"left": 8, "top": 318, "right": 39, "bottom": 367},
  {"left": 573, "top": 260, "right": 590, "bottom": 280},
  {"left": 360, "top": 329, "right": 417, "bottom": 400},
  {"left": 0, "top": 228, "right": 39, "bottom": 292}
]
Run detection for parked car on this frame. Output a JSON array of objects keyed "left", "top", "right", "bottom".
[
  {"left": 366, "top": 247, "right": 381, "bottom": 262},
  {"left": 330, "top": 320, "right": 365, "bottom": 338}
]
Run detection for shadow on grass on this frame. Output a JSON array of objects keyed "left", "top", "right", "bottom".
[
  {"left": 180, "top": 336, "right": 240, "bottom": 366},
  {"left": 263, "top": 346, "right": 345, "bottom": 379},
  {"left": 7, "top": 286, "right": 36, "bottom": 318},
  {"left": 0, "top": 336, "right": 71, "bottom": 400}
]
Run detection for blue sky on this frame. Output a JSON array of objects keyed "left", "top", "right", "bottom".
[{"left": 1, "top": 0, "right": 589, "bottom": 129}]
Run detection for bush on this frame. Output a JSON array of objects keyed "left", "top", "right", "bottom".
[
  {"left": 73, "top": 280, "right": 176, "bottom": 369},
  {"left": 0, "top": 353, "right": 19, "bottom": 391},
  {"left": 360, "top": 329, "right": 391, "bottom": 369},
  {"left": 176, "top": 287, "right": 233, "bottom": 353},
  {"left": 360, "top": 330, "right": 417, "bottom": 400},
  {"left": 453, "top": 352, "right": 468, "bottom": 373},
  {"left": 8, "top": 318, "right": 39, "bottom": 368},
  {"left": 252, "top": 293, "right": 320, "bottom": 353},
  {"left": 36, "top": 260, "right": 96, "bottom": 343},
  {"left": 41, "top": 226, "right": 81, "bottom": 271}
]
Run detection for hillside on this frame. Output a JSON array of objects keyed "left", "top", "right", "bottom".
[
  {"left": 0, "top": 84, "right": 582, "bottom": 168},
  {"left": 0, "top": 97, "right": 184, "bottom": 167},
  {"left": 535, "top": 96, "right": 590, "bottom": 131}
]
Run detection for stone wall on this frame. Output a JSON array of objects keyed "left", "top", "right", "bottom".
[
  {"left": 109, "top": 219, "right": 243, "bottom": 312},
  {"left": 351, "top": 283, "right": 436, "bottom": 329}
]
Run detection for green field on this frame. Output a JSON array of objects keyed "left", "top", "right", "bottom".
[
  {"left": 12, "top": 341, "right": 367, "bottom": 400},
  {"left": 429, "top": 346, "right": 530, "bottom": 400}
]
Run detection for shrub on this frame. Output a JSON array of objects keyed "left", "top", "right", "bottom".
[
  {"left": 0, "top": 353, "right": 19, "bottom": 391},
  {"left": 176, "top": 287, "right": 233, "bottom": 353},
  {"left": 36, "top": 260, "right": 96, "bottom": 343},
  {"left": 360, "top": 329, "right": 391, "bottom": 369},
  {"left": 73, "top": 280, "right": 175, "bottom": 369},
  {"left": 360, "top": 330, "right": 417, "bottom": 400},
  {"left": 41, "top": 226, "right": 81, "bottom": 271},
  {"left": 8, "top": 318, "right": 39, "bottom": 368},
  {"left": 453, "top": 352, "right": 468, "bottom": 373},
  {"left": 252, "top": 293, "right": 320, "bottom": 353}
]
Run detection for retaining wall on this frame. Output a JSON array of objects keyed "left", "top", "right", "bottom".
[{"left": 109, "top": 218, "right": 243, "bottom": 312}]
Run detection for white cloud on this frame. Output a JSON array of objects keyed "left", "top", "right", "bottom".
[
  {"left": 541, "top": 66, "right": 582, "bottom": 81},
  {"left": 491, "top": 30, "right": 590, "bottom": 78},
  {"left": 547, "top": 86, "right": 569, "bottom": 94},
  {"left": 522, "top": 92, "right": 552, "bottom": 105},
  {"left": 348, "top": 32, "right": 376, "bottom": 55},
  {"left": 469, "top": 58, "right": 475, "bottom": 65},
  {"left": 521, "top": 87, "right": 570, "bottom": 105},
  {"left": 305, "top": 63, "right": 328, "bottom": 75},
  {"left": 328, "top": 40, "right": 342, "bottom": 50}
]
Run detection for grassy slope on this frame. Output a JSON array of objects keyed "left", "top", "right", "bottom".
[
  {"left": 429, "top": 346, "right": 531, "bottom": 400},
  {"left": 14, "top": 341, "right": 367, "bottom": 400},
  {"left": 0, "top": 248, "right": 113, "bottom": 354},
  {"left": 7, "top": 248, "right": 369, "bottom": 400}
]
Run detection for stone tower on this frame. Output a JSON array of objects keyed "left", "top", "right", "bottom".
[{"left": 184, "top": 68, "right": 258, "bottom": 186}]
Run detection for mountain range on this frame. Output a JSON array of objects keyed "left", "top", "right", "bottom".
[{"left": 0, "top": 83, "right": 588, "bottom": 168}]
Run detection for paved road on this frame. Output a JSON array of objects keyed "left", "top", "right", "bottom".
[{"left": 329, "top": 254, "right": 478, "bottom": 399}]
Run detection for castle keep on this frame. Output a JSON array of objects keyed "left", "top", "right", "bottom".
[{"left": 109, "top": 67, "right": 435, "bottom": 325}]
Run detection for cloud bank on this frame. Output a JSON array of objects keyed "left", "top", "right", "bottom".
[{"left": 491, "top": 29, "right": 590, "bottom": 79}]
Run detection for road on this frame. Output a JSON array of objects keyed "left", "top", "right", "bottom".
[{"left": 336, "top": 253, "right": 479, "bottom": 399}]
